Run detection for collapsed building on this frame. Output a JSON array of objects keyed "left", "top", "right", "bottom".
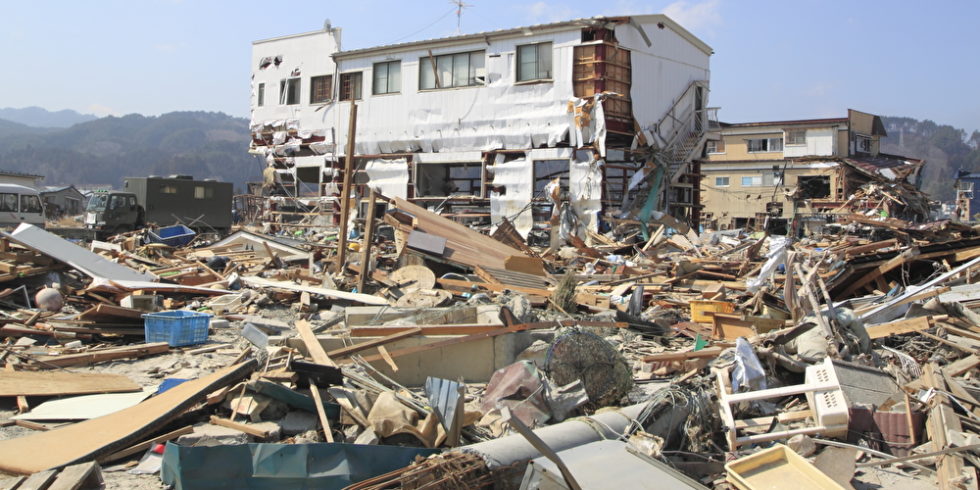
[
  {"left": 699, "top": 109, "right": 929, "bottom": 235},
  {"left": 249, "top": 15, "right": 718, "bottom": 242}
]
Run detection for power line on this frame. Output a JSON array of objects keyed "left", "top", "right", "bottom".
[{"left": 384, "top": 7, "right": 457, "bottom": 45}]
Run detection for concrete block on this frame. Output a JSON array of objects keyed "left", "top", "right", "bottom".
[
  {"left": 176, "top": 422, "right": 251, "bottom": 447},
  {"left": 279, "top": 410, "right": 317, "bottom": 435}
]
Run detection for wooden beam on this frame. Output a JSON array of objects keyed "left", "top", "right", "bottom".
[
  {"left": 208, "top": 416, "right": 273, "bottom": 439},
  {"left": 356, "top": 188, "right": 378, "bottom": 294},
  {"left": 866, "top": 316, "right": 936, "bottom": 339},
  {"left": 336, "top": 101, "right": 358, "bottom": 270},
  {"left": 32, "top": 342, "right": 169, "bottom": 368},
  {"left": 295, "top": 319, "right": 337, "bottom": 367},
  {"left": 327, "top": 327, "right": 422, "bottom": 358},
  {"left": 840, "top": 248, "right": 919, "bottom": 297},
  {"left": 308, "top": 383, "right": 334, "bottom": 443},
  {"left": 99, "top": 425, "right": 194, "bottom": 463}
]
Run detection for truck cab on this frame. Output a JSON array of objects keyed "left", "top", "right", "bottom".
[{"left": 85, "top": 191, "right": 143, "bottom": 234}]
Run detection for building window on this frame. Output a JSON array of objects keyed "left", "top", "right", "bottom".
[
  {"left": 517, "top": 42, "right": 552, "bottom": 82},
  {"left": 415, "top": 162, "right": 482, "bottom": 197},
  {"left": 279, "top": 78, "right": 301, "bottom": 105},
  {"left": 715, "top": 176, "right": 730, "bottom": 187},
  {"left": 786, "top": 130, "right": 806, "bottom": 145},
  {"left": 161, "top": 185, "right": 178, "bottom": 194},
  {"left": 741, "top": 175, "right": 762, "bottom": 187},
  {"left": 372, "top": 61, "right": 401, "bottom": 95},
  {"left": 706, "top": 140, "right": 726, "bottom": 154},
  {"left": 257, "top": 83, "right": 265, "bottom": 107},
  {"left": 194, "top": 186, "right": 205, "bottom": 199},
  {"left": 746, "top": 137, "right": 783, "bottom": 153},
  {"left": 310, "top": 75, "right": 332, "bottom": 104},
  {"left": 742, "top": 173, "right": 780, "bottom": 187},
  {"left": 340, "top": 72, "right": 363, "bottom": 101},
  {"left": 856, "top": 134, "right": 872, "bottom": 153},
  {"left": 419, "top": 50, "right": 486, "bottom": 90}
]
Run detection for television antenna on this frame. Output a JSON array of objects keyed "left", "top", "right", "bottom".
[{"left": 450, "top": 0, "right": 472, "bottom": 34}]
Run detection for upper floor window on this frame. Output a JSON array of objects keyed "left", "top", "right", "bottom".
[
  {"left": 517, "top": 42, "right": 552, "bottom": 82},
  {"left": 419, "top": 50, "right": 486, "bottom": 90},
  {"left": 746, "top": 137, "right": 783, "bottom": 153},
  {"left": 855, "top": 134, "right": 872, "bottom": 153},
  {"left": 786, "top": 130, "right": 806, "bottom": 145},
  {"left": 706, "top": 139, "right": 726, "bottom": 154},
  {"left": 310, "top": 75, "right": 332, "bottom": 104},
  {"left": 340, "top": 72, "right": 363, "bottom": 101},
  {"left": 373, "top": 61, "right": 401, "bottom": 95},
  {"left": 715, "top": 176, "right": 730, "bottom": 187},
  {"left": 279, "top": 78, "right": 300, "bottom": 105},
  {"left": 257, "top": 83, "right": 265, "bottom": 107}
]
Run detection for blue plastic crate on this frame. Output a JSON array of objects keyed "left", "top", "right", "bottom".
[
  {"left": 148, "top": 225, "right": 197, "bottom": 247},
  {"left": 143, "top": 310, "right": 211, "bottom": 347}
]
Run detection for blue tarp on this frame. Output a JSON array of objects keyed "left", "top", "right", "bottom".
[{"left": 161, "top": 442, "right": 439, "bottom": 489}]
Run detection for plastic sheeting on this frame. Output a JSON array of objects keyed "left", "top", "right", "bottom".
[
  {"left": 364, "top": 158, "right": 409, "bottom": 199},
  {"left": 746, "top": 235, "right": 791, "bottom": 293},
  {"left": 489, "top": 154, "right": 534, "bottom": 238},
  {"left": 161, "top": 442, "right": 439, "bottom": 489}
]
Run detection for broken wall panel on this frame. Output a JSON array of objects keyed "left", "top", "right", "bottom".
[
  {"left": 363, "top": 158, "right": 409, "bottom": 199},
  {"left": 490, "top": 154, "right": 535, "bottom": 238},
  {"left": 569, "top": 152, "right": 604, "bottom": 235}
]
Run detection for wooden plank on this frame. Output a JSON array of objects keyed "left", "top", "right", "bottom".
[
  {"left": 47, "top": 462, "right": 102, "bottom": 490},
  {"left": 0, "top": 361, "right": 256, "bottom": 475},
  {"left": 866, "top": 316, "right": 933, "bottom": 339},
  {"left": 0, "top": 372, "right": 140, "bottom": 397},
  {"left": 32, "top": 342, "right": 169, "bottom": 368},
  {"left": 17, "top": 470, "right": 56, "bottom": 490},
  {"left": 98, "top": 425, "right": 194, "bottom": 463},
  {"left": 326, "top": 327, "right": 422, "bottom": 358},
  {"left": 295, "top": 319, "right": 337, "bottom": 368},
  {"left": 307, "top": 383, "right": 334, "bottom": 443},
  {"left": 642, "top": 348, "right": 724, "bottom": 363},
  {"left": 845, "top": 238, "right": 898, "bottom": 258},
  {"left": 349, "top": 324, "right": 506, "bottom": 337},
  {"left": 208, "top": 416, "right": 272, "bottom": 439},
  {"left": 923, "top": 363, "right": 975, "bottom": 490},
  {"left": 376, "top": 346, "right": 399, "bottom": 372},
  {"left": 436, "top": 277, "right": 552, "bottom": 297}
]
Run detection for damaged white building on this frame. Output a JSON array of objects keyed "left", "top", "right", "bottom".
[{"left": 249, "top": 15, "right": 717, "bottom": 242}]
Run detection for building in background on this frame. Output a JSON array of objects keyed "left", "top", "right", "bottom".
[
  {"left": 0, "top": 170, "right": 43, "bottom": 189},
  {"left": 699, "top": 109, "right": 927, "bottom": 234},
  {"left": 40, "top": 185, "right": 86, "bottom": 218},
  {"left": 249, "top": 15, "right": 717, "bottom": 242}
]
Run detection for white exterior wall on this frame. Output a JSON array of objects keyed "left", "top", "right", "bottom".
[
  {"left": 250, "top": 29, "right": 340, "bottom": 133},
  {"left": 328, "top": 29, "right": 581, "bottom": 156},
  {"left": 616, "top": 21, "right": 711, "bottom": 132},
  {"left": 783, "top": 127, "right": 837, "bottom": 158}
]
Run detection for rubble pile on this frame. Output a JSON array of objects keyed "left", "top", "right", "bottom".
[{"left": 1, "top": 198, "right": 980, "bottom": 490}]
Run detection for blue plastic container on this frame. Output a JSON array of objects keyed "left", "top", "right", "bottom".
[
  {"left": 143, "top": 310, "right": 211, "bottom": 347},
  {"left": 148, "top": 225, "right": 197, "bottom": 247}
]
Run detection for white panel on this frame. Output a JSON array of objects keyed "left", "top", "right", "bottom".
[
  {"left": 570, "top": 154, "right": 603, "bottom": 234},
  {"left": 489, "top": 154, "right": 534, "bottom": 237},
  {"left": 364, "top": 158, "right": 409, "bottom": 199},
  {"left": 807, "top": 128, "right": 835, "bottom": 156},
  {"left": 414, "top": 151, "right": 483, "bottom": 163}
]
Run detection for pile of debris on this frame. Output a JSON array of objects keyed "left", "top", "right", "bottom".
[{"left": 1, "top": 192, "right": 980, "bottom": 489}]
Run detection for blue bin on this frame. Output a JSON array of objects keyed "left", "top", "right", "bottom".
[
  {"left": 143, "top": 310, "right": 211, "bottom": 347},
  {"left": 148, "top": 225, "right": 197, "bottom": 247}
]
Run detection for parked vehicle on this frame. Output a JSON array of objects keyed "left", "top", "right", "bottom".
[
  {"left": 85, "top": 176, "right": 233, "bottom": 236},
  {"left": 0, "top": 184, "right": 45, "bottom": 229}
]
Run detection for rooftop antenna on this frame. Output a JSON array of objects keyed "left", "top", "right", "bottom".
[{"left": 450, "top": 0, "right": 472, "bottom": 34}]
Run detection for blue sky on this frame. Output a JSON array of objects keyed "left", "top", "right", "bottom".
[{"left": 2, "top": 0, "right": 977, "bottom": 132}]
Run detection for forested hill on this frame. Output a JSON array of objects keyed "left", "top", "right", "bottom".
[
  {"left": 881, "top": 116, "right": 980, "bottom": 202},
  {"left": 0, "top": 111, "right": 262, "bottom": 192}
]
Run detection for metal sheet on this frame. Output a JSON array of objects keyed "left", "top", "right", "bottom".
[{"left": 7, "top": 224, "right": 155, "bottom": 282}]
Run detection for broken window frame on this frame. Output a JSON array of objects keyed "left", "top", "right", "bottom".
[
  {"left": 746, "top": 137, "right": 783, "bottom": 153},
  {"left": 715, "top": 176, "right": 730, "bottom": 187},
  {"left": 310, "top": 75, "right": 333, "bottom": 104},
  {"left": 279, "top": 77, "right": 301, "bottom": 105},
  {"left": 372, "top": 61, "right": 401, "bottom": 95},
  {"left": 257, "top": 83, "right": 265, "bottom": 107},
  {"left": 786, "top": 129, "right": 806, "bottom": 146},
  {"left": 855, "top": 134, "right": 873, "bottom": 154},
  {"left": 706, "top": 139, "right": 725, "bottom": 154},
  {"left": 419, "top": 50, "right": 486, "bottom": 90},
  {"left": 414, "top": 162, "right": 483, "bottom": 198},
  {"left": 340, "top": 72, "right": 363, "bottom": 101},
  {"left": 533, "top": 159, "right": 569, "bottom": 196},
  {"left": 516, "top": 42, "right": 553, "bottom": 83}
]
